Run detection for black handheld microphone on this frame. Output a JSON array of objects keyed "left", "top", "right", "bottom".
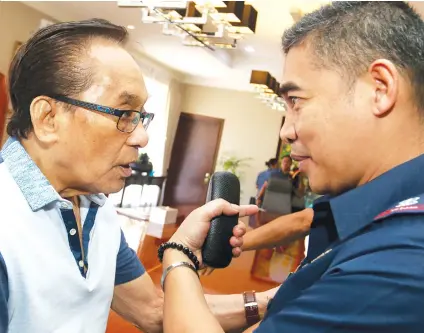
[{"left": 202, "top": 171, "right": 240, "bottom": 268}]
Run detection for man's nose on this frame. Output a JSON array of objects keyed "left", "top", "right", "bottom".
[
  {"left": 280, "top": 114, "right": 296, "bottom": 144},
  {"left": 127, "top": 123, "right": 149, "bottom": 149}
]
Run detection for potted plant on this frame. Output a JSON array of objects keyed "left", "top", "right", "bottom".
[{"left": 220, "top": 155, "right": 251, "bottom": 179}]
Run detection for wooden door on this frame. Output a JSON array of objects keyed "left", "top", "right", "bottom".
[{"left": 163, "top": 112, "right": 224, "bottom": 218}]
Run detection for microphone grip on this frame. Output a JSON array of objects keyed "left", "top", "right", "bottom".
[{"left": 202, "top": 172, "right": 240, "bottom": 268}]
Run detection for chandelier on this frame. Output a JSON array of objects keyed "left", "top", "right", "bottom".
[
  {"left": 117, "top": 1, "right": 258, "bottom": 50},
  {"left": 250, "top": 70, "right": 286, "bottom": 112}
]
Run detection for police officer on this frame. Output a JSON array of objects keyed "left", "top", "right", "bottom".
[{"left": 158, "top": 2, "right": 424, "bottom": 333}]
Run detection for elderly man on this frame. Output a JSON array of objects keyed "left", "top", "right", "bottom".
[
  {"left": 156, "top": 2, "right": 424, "bottom": 333},
  {"left": 0, "top": 19, "right": 281, "bottom": 333}
]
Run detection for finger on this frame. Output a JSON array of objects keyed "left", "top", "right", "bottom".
[
  {"left": 199, "top": 267, "right": 214, "bottom": 276},
  {"left": 233, "top": 221, "right": 246, "bottom": 237},
  {"left": 204, "top": 267, "right": 215, "bottom": 276},
  {"left": 238, "top": 204, "right": 259, "bottom": 218},
  {"left": 232, "top": 247, "right": 242, "bottom": 257},
  {"left": 230, "top": 235, "right": 243, "bottom": 248},
  {"left": 192, "top": 199, "right": 258, "bottom": 223},
  {"left": 196, "top": 199, "right": 239, "bottom": 221}
]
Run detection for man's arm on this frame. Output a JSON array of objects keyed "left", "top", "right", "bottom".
[
  {"left": 113, "top": 269, "right": 277, "bottom": 333},
  {"left": 256, "top": 181, "right": 268, "bottom": 205},
  {"left": 112, "top": 229, "right": 279, "bottom": 332},
  {"left": 205, "top": 286, "right": 278, "bottom": 332},
  {"left": 242, "top": 208, "right": 313, "bottom": 251},
  {"left": 0, "top": 253, "right": 8, "bottom": 333},
  {"left": 112, "top": 274, "right": 163, "bottom": 333},
  {"left": 111, "top": 230, "right": 163, "bottom": 332}
]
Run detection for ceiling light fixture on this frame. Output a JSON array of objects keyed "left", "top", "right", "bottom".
[
  {"left": 127, "top": 25, "right": 136, "bottom": 29},
  {"left": 244, "top": 45, "right": 254, "bottom": 53},
  {"left": 117, "top": 1, "right": 258, "bottom": 51},
  {"left": 250, "top": 70, "right": 286, "bottom": 112}
]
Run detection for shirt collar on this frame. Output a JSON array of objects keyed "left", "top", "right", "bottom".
[
  {"left": 1, "top": 137, "right": 107, "bottom": 211},
  {"left": 328, "top": 153, "right": 424, "bottom": 241}
]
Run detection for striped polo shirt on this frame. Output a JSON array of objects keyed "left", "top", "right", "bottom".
[{"left": 0, "top": 137, "right": 145, "bottom": 333}]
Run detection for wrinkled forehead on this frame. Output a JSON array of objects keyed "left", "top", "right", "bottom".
[{"left": 82, "top": 42, "right": 148, "bottom": 108}]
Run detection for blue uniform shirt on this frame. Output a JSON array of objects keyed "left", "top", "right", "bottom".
[{"left": 256, "top": 153, "right": 424, "bottom": 332}]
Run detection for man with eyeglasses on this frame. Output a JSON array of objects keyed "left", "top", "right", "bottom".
[{"left": 0, "top": 19, "right": 280, "bottom": 333}]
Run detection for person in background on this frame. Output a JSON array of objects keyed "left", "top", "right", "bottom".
[
  {"left": 257, "top": 155, "right": 305, "bottom": 211},
  {"left": 256, "top": 155, "right": 292, "bottom": 205},
  {"left": 255, "top": 157, "right": 278, "bottom": 194},
  {"left": 158, "top": 2, "right": 424, "bottom": 332}
]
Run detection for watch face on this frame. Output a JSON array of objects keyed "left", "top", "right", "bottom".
[{"left": 247, "top": 305, "right": 256, "bottom": 312}]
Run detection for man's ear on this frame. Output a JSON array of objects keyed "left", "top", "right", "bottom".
[
  {"left": 368, "top": 59, "right": 399, "bottom": 117},
  {"left": 29, "top": 96, "right": 59, "bottom": 144}
]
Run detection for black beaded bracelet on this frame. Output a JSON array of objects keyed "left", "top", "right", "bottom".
[{"left": 158, "top": 242, "right": 200, "bottom": 270}]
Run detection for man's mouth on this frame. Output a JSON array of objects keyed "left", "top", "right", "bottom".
[
  {"left": 119, "top": 164, "right": 133, "bottom": 177},
  {"left": 290, "top": 154, "right": 310, "bottom": 162}
]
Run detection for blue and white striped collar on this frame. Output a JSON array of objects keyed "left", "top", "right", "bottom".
[{"left": 1, "top": 137, "right": 106, "bottom": 211}]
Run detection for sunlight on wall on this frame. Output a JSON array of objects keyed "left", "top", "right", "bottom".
[{"left": 139, "top": 76, "right": 169, "bottom": 176}]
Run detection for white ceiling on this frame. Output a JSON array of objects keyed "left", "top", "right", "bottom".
[{"left": 23, "top": 1, "right": 424, "bottom": 92}]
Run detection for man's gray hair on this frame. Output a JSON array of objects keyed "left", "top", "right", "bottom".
[{"left": 282, "top": 1, "right": 424, "bottom": 109}]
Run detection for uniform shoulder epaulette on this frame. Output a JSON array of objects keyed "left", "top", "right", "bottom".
[{"left": 374, "top": 195, "right": 424, "bottom": 221}]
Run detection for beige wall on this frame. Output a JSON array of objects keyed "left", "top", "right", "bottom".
[
  {"left": 181, "top": 84, "right": 283, "bottom": 204},
  {"left": 0, "top": 2, "right": 55, "bottom": 74},
  {"left": 0, "top": 2, "right": 55, "bottom": 145},
  {"left": 163, "top": 79, "right": 184, "bottom": 175}
]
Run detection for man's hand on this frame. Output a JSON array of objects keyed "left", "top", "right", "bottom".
[{"left": 169, "top": 199, "right": 258, "bottom": 268}]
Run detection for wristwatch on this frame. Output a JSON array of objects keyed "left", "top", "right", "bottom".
[{"left": 243, "top": 291, "right": 260, "bottom": 326}]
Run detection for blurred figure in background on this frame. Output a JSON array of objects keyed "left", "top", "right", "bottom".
[
  {"left": 255, "top": 157, "right": 278, "bottom": 194},
  {"left": 257, "top": 155, "right": 305, "bottom": 212}
]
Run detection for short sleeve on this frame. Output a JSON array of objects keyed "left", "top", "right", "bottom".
[
  {"left": 255, "top": 216, "right": 424, "bottom": 333},
  {"left": 115, "top": 230, "right": 145, "bottom": 285},
  {"left": 0, "top": 253, "right": 8, "bottom": 332}
]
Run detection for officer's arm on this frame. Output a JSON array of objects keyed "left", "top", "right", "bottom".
[{"left": 242, "top": 208, "right": 313, "bottom": 251}]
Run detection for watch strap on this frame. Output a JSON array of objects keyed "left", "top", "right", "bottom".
[{"left": 243, "top": 291, "right": 260, "bottom": 326}]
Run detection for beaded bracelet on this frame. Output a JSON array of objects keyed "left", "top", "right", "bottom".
[{"left": 158, "top": 242, "right": 200, "bottom": 270}]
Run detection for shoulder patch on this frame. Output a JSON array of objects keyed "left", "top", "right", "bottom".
[{"left": 374, "top": 196, "right": 424, "bottom": 221}]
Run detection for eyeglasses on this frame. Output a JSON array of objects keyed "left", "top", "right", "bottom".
[{"left": 51, "top": 95, "right": 154, "bottom": 133}]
